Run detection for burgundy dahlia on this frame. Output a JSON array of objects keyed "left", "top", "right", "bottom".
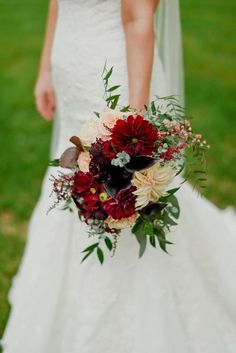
[
  {"left": 111, "top": 115, "right": 158, "bottom": 156},
  {"left": 103, "top": 185, "right": 136, "bottom": 219},
  {"left": 72, "top": 171, "right": 105, "bottom": 218}
]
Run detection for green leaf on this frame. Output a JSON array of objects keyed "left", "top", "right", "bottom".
[
  {"left": 155, "top": 232, "right": 172, "bottom": 254},
  {"left": 175, "top": 163, "right": 185, "bottom": 176},
  {"left": 97, "top": 247, "right": 104, "bottom": 265},
  {"left": 132, "top": 217, "right": 143, "bottom": 234},
  {"left": 104, "top": 67, "right": 113, "bottom": 82},
  {"left": 49, "top": 158, "right": 60, "bottom": 167},
  {"left": 81, "top": 251, "right": 93, "bottom": 263},
  {"left": 166, "top": 187, "right": 180, "bottom": 196},
  {"left": 138, "top": 235, "right": 147, "bottom": 258},
  {"left": 158, "top": 237, "right": 168, "bottom": 253},
  {"left": 110, "top": 95, "right": 120, "bottom": 109},
  {"left": 167, "top": 195, "right": 180, "bottom": 219},
  {"left": 193, "top": 170, "right": 206, "bottom": 174},
  {"left": 144, "top": 221, "right": 154, "bottom": 236},
  {"left": 94, "top": 111, "right": 100, "bottom": 118},
  {"left": 162, "top": 211, "right": 178, "bottom": 226},
  {"left": 106, "top": 94, "right": 120, "bottom": 102},
  {"left": 149, "top": 235, "right": 156, "bottom": 248},
  {"left": 151, "top": 101, "right": 157, "bottom": 115},
  {"left": 104, "top": 237, "right": 113, "bottom": 251},
  {"left": 107, "top": 85, "right": 121, "bottom": 92},
  {"left": 120, "top": 105, "right": 130, "bottom": 112},
  {"left": 82, "top": 242, "right": 99, "bottom": 253}
]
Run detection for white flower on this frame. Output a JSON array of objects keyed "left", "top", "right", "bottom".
[{"left": 131, "top": 163, "right": 175, "bottom": 210}]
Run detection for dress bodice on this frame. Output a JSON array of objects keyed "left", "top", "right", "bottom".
[{"left": 51, "top": 0, "right": 167, "bottom": 156}]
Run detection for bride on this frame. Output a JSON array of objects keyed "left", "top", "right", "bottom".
[{"left": 2, "top": 0, "right": 236, "bottom": 352}]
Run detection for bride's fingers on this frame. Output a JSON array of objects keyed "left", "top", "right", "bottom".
[{"left": 36, "top": 91, "right": 55, "bottom": 121}]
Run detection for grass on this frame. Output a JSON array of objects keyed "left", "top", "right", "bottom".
[{"left": 0, "top": 0, "right": 235, "bottom": 341}]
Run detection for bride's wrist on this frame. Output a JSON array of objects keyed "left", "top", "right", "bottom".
[
  {"left": 38, "top": 59, "right": 52, "bottom": 75},
  {"left": 38, "top": 65, "right": 52, "bottom": 78}
]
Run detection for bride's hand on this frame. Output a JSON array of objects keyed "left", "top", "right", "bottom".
[{"left": 34, "top": 70, "right": 56, "bottom": 121}]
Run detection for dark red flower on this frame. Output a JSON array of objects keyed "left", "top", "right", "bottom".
[
  {"left": 111, "top": 115, "right": 158, "bottom": 156},
  {"left": 102, "top": 140, "right": 116, "bottom": 160},
  {"left": 103, "top": 185, "right": 136, "bottom": 219},
  {"left": 89, "top": 140, "right": 110, "bottom": 181},
  {"left": 72, "top": 171, "right": 106, "bottom": 219}
]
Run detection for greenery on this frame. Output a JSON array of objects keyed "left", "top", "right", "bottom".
[{"left": 0, "top": 0, "right": 235, "bottom": 341}]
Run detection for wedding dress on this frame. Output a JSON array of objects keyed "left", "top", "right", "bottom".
[{"left": 2, "top": 1, "right": 236, "bottom": 352}]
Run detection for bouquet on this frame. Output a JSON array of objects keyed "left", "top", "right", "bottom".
[{"left": 49, "top": 66, "right": 209, "bottom": 264}]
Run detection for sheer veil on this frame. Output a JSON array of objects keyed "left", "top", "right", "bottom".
[{"left": 155, "top": 0, "right": 184, "bottom": 105}]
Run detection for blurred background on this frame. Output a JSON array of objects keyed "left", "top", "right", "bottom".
[{"left": 0, "top": 0, "right": 235, "bottom": 339}]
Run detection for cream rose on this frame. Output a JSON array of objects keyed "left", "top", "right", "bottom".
[
  {"left": 80, "top": 119, "right": 100, "bottom": 146},
  {"left": 98, "top": 107, "right": 127, "bottom": 136}
]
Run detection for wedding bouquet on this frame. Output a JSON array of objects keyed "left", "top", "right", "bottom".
[{"left": 49, "top": 66, "right": 209, "bottom": 264}]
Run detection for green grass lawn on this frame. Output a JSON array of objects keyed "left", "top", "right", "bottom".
[{"left": 0, "top": 0, "right": 236, "bottom": 341}]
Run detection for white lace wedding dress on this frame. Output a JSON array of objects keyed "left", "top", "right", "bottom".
[{"left": 2, "top": 1, "right": 236, "bottom": 352}]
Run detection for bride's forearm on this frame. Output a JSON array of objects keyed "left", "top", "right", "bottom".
[
  {"left": 38, "top": 0, "right": 58, "bottom": 74},
  {"left": 121, "top": 0, "right": 158, "bottom": 111}
]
